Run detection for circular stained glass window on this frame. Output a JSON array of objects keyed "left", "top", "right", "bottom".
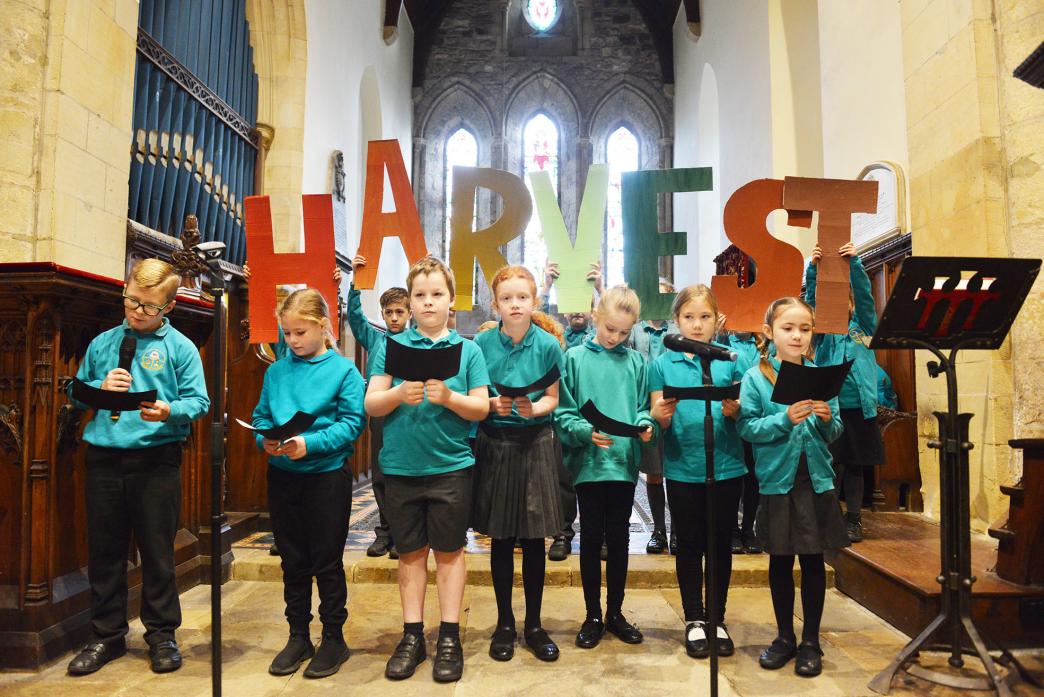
[{"left": 525, "top": 0, "right": 559, "bottom": 32}]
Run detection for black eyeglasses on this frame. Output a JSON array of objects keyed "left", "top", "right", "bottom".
[{"left": 122, "top": 294, "right": 170, "bottom": 317}]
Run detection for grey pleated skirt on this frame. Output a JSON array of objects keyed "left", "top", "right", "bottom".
[
  {"left": 472, "top": 422, "right": 566, "bottom": 540},
  {"left": 756, "top": 454, "right": 850, "bottom": 556}
]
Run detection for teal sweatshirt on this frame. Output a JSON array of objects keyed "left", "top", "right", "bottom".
[
  {"left": 804, "top": 255, "right": 879, "bottom": 419},
  {"left": 252, "top": 349, "right": 366, "bottom": 473},
  {"left": 69, "top": 319, "right": 210, "bottom": 449},
  {"left": 736, "top": 358, "right": 843, "bottom": 495},
  {"left": 347, "top": 284, "right": 389, "bottom": 379},
  {"left": 554, "top": 339, "right": 657, "bottom": 485}
]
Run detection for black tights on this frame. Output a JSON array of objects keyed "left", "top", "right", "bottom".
[
  {"left": 576, "top": 481, "right": 635, "bottom": 620},
  {"left": 838, "top": 461, "right": 866, "bottom": 520},
  {"left": 768, "top": 554, "right": 826, "bottom": 646},
  {"left": 490, "top": 537, "right": 546, "bottom": 631}
]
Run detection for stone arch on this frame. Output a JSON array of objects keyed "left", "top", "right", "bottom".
[{"left": 590, "top": 82, "right": 666, "bottom": 170}]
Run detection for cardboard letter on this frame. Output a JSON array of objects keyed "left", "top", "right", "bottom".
[
  {"left": 622, "top": 168, "right": 712, "bottom": 319},
  {"left": 449, "top": 166, "right": 531, "bottom": 311},
  {"left": 711, "top": 179, "right": 808, "bottom": 333},
  {"left": 355, "top": 140, "right": 429, "bottom": 288},
  {"left": 782, "top": 177, "right": 878, "bottom": 333},
  {"left": 531, "top": 164, "right": 609, "bottom": 313},
  {"left": 244, "top": 194, "right": 340, "bottom": 343}
]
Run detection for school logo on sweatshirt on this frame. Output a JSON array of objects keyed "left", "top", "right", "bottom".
[{"left": 140, "top": 348, "right": 167, "bottom": 371}]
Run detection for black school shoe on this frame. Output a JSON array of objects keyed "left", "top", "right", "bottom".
[
  {"left": 669, "top": 532, "right": 678, "bottom": 555},
  {"left": 385, "top": 634, "right": 426, "bottom": 680},
  {"left": 730, "top": 529, "right": 745, "bottom": 554},
  {"left": 742, "top": 529, "right": 763, "bottom": 554},
  {"left": 67, "top": 639, "right": 127, "bottom": 675},
  {"left": 759, "top": 637, "right": 797, "bottom": 669},
  {"left": 269, "top": 633, "right": 315, "bottom": 675},
  {"left": 524, "top": 627, "right": 560, "bottom": 662},
  {"left": 605, "top": 614, "right": 643, "bottom": 644},
  {"left": 367, "top": 534, "right": 393, "bottom": 557},
  {"left": 548, "top": 536, "right": 569, "bottom": 561},
  {"left": 575, "top": 617, "right": 605, "bottom": 648},
  {"left": 795, "top": 642, "right": 823, "bottom": 677},
  {"left": 685, "top": 621, "right": 734, "bottom": 658},
  {"left": 646, "top": 530, "right": 668, "bottom": 554},
  {"left": 432, "top": 636, "right": 464, "bottom": 683},
  {"left": 303, "top": 631, "right": 350, "bottom": 678},
  {"left": 846, "top": 517, "right": 864, "bottom": 543},
  {"left": 149, "top": 640, "right": 182, "bottom": 673},
  {"left": 489, "top": 625, "right": 517, "bottom": 661}
]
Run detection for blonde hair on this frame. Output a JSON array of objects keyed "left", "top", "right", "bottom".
[
  {"left": 129, "top": 258, "right": 181, "bottom": 301},
  {"left": 594, "top": 284, "right": 640, "bottom": 323},
  {"left": 671, "top": 284, "right": 719, "bottom": 322},
  {"left": 278, "top": 288, "right": 337, "bottom": 349},
  {"left": 758, "top": 296, "right": 815, "bottom": 384},
  {"left": 407, "top": 256, "right": 455, "bottom": 298}
]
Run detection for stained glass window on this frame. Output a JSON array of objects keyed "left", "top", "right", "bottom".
[
  {"left": 525, "top": 0, "right": 558, "bottom": 32},
  {"left": 605, "top": 126, "right": 639, "bottom": 288},
  {"left": 522, "top": 113, "right": 559, "bottom": 286},
  {"left": 444, "top": 127, "right": 479, "bottom": 261}
]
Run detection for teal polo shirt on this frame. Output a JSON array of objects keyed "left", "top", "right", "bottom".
[
  {"left": 648, "top": 346, "right": 750, "bottom": 483},
  {"left": 369, "top": 327, "right": 489, "bottom": 476},
  {"left": 475, "top": 322, "right": 565, "bottom": 428},
  {"left": 628, "top": 320, "right": 676, "bottom": 364},
  {"left": 564, "top": 325, "right": 593, "bottom": 349}
]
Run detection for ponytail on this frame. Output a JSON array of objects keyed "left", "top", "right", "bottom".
[{"left": 532, "top": 310, "right": 566, "bottom": 349}]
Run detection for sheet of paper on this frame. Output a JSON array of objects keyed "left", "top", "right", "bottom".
[
  {"left": 770, "top": 360, "right": 853, "bottom": 404},
  {"left": 662, "top": 383, "right": 741, "bottom": 401},
  {"left": 493, "top": 365, "right": 561, "bottom": 398},
  {"left": 622, "top": 167, "right": 712, "bottom": 319},
  {"left": 580, "top": 400, "right": 646, "bottom": 438},
  {"left": 711, "top": 179, "right": 807, "bottom": 333},
  {"left": 384, "top": 339, "right": 463, "bottom": 382},
  {"left": 244, "top": 194, "right": 340, "bottom": 343},
  {"left": 354, "top": 140, "right": 429, "bottom": 289},
  {"left": 532, "top": 165, "right": 609, "bottom": 313},
  {"left": 235, "top": 411, "right": 318, "bottom": 443},
  {"left": 71, "top": 379, "right": 158, "bottom": 412},
  {"left": 449, "top": 166, "right": 531, "bottom": 311}
]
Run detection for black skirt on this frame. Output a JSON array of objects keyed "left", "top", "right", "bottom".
[
  {"left": 472, "top": 422, "right": 566, "bottom": 539},
  {"left": 830, "top": 409, "right": 884, "bottom": 467},
  {"left": 756, "top": 455, "right": 850, "bottom": 556}
]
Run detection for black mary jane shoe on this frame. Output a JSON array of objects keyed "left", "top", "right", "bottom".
[
  {"left": 488, "top": 625, "right": 517, "bottom": 661},
  {"left": 645, "top": 530, "right": 668, "bottom": 554},
  {"left": 605, "top": 614, "right": 644, "bottom": 644},
  {"left": 759, "top": 637, "right": 797, "bottom": 670},
  {"left": 432, "top": 636, "right": 464, "bottom": 683},
  {"left": 67, "top": 640, "right": 127, "bottom": 675},
  {"left": 575, "top": 617, "right": 605, "bottom": 649},
  {"left": 524, "top": 627, "right": 560, "bottom": 662},
  {"left": 685, "top": 621, "right": 709, "bottom": 658},
  {"left": 385, "top": 634, "right": 426, "bottom": 680},
  {"left": 795, "top": 642, "right": 823, "bottom": 677},
  {"left": 149, "top": 640, "right": 183, "bottom": 673},
  {"left": 548, "top": 536, "right": 569, "bottom": 561}
]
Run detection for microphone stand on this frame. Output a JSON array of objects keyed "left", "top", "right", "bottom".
[{"left": 699, "top": 355, "right": 721, "bottom": 697}]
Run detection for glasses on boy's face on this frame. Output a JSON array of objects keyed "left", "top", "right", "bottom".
[{"left": 122, "top": 294, "right": 169, "bottom": 317}]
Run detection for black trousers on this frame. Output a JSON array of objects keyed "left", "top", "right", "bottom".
[
  {"left": 369, "top": 416, "right": 392, "bottom": 541},
  {"left": 667, "top": 476, "right": 744, "bottom": 622},
  {"left": 740, "top": 441, "right": 759, "bottom": 533},
  {"left": 268, "top": 465, "right": 351, "bottom": 632},
  {"left": 576, "top": 481, "right": 635, "bottom": 619},
  {"left": 85, "top": 442, "right": 183, "bottom": 646}
]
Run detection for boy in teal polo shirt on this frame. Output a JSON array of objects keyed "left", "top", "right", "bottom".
[
  {"left": 66, "top": 259, "right": 210, "bottom": 677},
  {"left": 364, "top": 256, "right": 489, "bottom": 684}
]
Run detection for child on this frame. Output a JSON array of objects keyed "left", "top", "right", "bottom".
[
  {"left": 555, "top": 285, "right": 655, "bottom": 649},
  {"left": 66, "top": 259, "right": 210, "bottom": 676},
  {"left": 473, "top": 266, "right": 566, "bottom": 663},
  {"left": 649, "top": 285, "right": 751, "bottom": 659},
  {"left": 629, "top": 277, "right": 678, "bottom": 555},
  {"left": 364, "top": 256, "right": 490, "bottom": 683},
  {"left": 252, "top": 289, "right": 365, "bottom": 679},
  {"left": 804, "top": 242, "right": 882, "bottom": 542},
  {"left": 347, "top": 255, "right": 411, "bottom": 559},
  {"left": 737, "top": 297, "right": 847, "bottom": 678}
]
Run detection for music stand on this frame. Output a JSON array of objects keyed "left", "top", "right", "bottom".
[{"left": 867, "top": 256, "right": 1040, "bottom": 697}]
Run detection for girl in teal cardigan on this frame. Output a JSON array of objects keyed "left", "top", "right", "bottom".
[
  {"left": 737, "top": 297, "right": 847, "bottom": 679},
  {"left": 555, "top": 285, "right": 655, "bottom": 650}
]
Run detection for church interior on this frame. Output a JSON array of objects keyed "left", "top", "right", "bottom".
[{"left": 0, "top": 0, "right": 1042, "bottom": 695}]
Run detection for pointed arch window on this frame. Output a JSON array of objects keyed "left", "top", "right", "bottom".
[
  {"left": 605, "top": 126, "right": 640, "bottom": 288},
  {"left": 522, "top": 112, "right": 559, "bottom": 285},
  {"left": 444, "top": 127, "right": 479, "bottom": 261}
]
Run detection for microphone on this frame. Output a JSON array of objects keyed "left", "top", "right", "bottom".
[
  {"left": 663, "top": 334, "right": 738, "bottom": 362},
  {"left": 111, "top": 335, "right": 137, "bottom": 422}
]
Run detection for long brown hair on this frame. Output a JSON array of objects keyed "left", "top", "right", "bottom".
[{"left": 758, "top": 296, "right": 814, "bottom": 385}]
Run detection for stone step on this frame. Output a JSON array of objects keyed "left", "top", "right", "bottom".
[{"left": 231, "top": 548, "right": 834, "bottom": 588}]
